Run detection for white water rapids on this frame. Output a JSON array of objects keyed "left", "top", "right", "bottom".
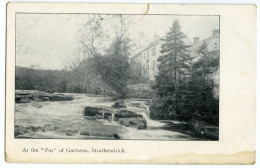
[{"left": 15, "top": 92, "right": 201, "bottom": 140}]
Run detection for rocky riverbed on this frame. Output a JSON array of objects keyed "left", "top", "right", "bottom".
[
  {"left": 14, "top": 90, "right": 208, "bottom": 140},
  {"left": 15, "top": 90, "right": 73, "bottom": 103}
]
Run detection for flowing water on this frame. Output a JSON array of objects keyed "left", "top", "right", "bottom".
[{"left": 15, "top": 91, "right": 201, "bottom": 140}]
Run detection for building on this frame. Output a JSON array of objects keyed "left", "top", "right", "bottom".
[
  {"left": 191, "top": 29, "right": 220, "bottom": 98},
  {"left": 130, "top": 29, "right": 220, "bottom": 97},
  {"left": 191, "top": 29, "right": 220, "bottom": 60},
  {"left": 130, "top": 33, "right": 161, "bottom": 80}
]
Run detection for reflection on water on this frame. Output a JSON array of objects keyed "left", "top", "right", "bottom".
[{"left": 15, "top": 93, "right": 202, "bottom": 140}]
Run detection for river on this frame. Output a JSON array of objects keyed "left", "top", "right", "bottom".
[{"left": 15, "top": 91, "right": 205, "bottom": 140}]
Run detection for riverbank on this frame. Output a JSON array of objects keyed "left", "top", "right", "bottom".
[{"left": 15, "top": 90, "right": 74, "bottom": 103}]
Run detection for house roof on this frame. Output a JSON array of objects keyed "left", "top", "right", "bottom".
[{"left": 131, "top": 41, "right": 160, "bottom": 60}]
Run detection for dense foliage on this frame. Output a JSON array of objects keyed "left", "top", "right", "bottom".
[
  {"left": 95, "top": 37, "right": 131, "bottom": 99},
  {"left": 15, "top": 64, "right": 112, "bottom": 95},
  {"left": 150, "top": 20, "right": 219, "bottom": 126}
]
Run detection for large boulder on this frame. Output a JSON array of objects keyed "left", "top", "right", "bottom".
[
  {"left": 112, "top": 99, "right": 127, "bottom": 108},
  {"left": 33, "top": 96, "right": 48, "bottom": 102},
  {"left": 14, "top": 125, "right": 42, "bottom": 137},
  {"left": 48, "top": 95, "right": 73, "bottom": 101},
  {"left": 202, "top": 126, "right": 219, "bottom": 140},
  {"left": 83, "top": 106, "right": 147, "bottom": 130},
  {"left": 115, "top": 110, "right": 147, "bottom": 129},
  {"left": 84, "top": 107, "right": 104, "bottom": 117},
  {"left": 117, "top": 118, "right": 147, "bottom": 130},
  {"left": 104, "top": 113, "right": 112, "bottom": 120},
  {"left": 15, "top": 95, "right": 33, "bottom": 103},
  {"left": 84, "top": 106, "right": 112, "bottom": 119},
  {"left": 114, "top": 110, "right": 144, "bottom": 119}
]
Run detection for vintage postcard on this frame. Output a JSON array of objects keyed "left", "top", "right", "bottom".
[{"left": 5, "top": 3, "right": 256, "bottom": 164}]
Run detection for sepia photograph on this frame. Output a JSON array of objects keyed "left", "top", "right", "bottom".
[{"left": 14, "top": 13, "right": 220, "bottom": 140}]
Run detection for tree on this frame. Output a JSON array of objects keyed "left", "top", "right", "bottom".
[
  {"left": 80, "top": 14, "right": 104, "bottom": 58},
  {"left": 95, "top": 15, "right": 132, "bottom": 99},
  {"left": 59, "top": 79, "right": 68, "bottom": 93},
  {"left": 153, "top": 20, "right": 192, "bottom": 118},
  {"left": 187, "top": 42, "right": 219, "bottom": 125},
  {"left": 96, "top": 39, "right": 130, "bottom": 99},
  {"left": 78, "top": 15, "right": 133, "bottom": 99}
]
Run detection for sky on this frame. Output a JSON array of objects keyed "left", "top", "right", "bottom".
[{"left": 16, "top": 14, "right": 219, "bottom": 70}]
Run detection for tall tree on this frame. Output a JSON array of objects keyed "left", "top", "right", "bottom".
[
  {"left": 154, "top": 20, "right": 192, "bottom": 117},
  {"left": 188, "top": 42, "right": 219, "bottom": 125},
  {"left": 80, "top": 14, "right": 104, "bottom": 58},
  {"left": 96, "top": 37, "right": 130, "bottom": 99},
  {"left": 95, "top": 15, "right": 132, "bottom": 99}
]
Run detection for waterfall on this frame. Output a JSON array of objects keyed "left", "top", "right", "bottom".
[{"left": 125, "top": 99, "right": 151, "bottom": 126}]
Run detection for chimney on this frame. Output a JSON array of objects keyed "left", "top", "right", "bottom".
[
  {"left": 193, "top": 37, "right": 200, "bottom": 44},
  {"left": 212, "top": 29, "right": 220, "bottom": 37}
]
